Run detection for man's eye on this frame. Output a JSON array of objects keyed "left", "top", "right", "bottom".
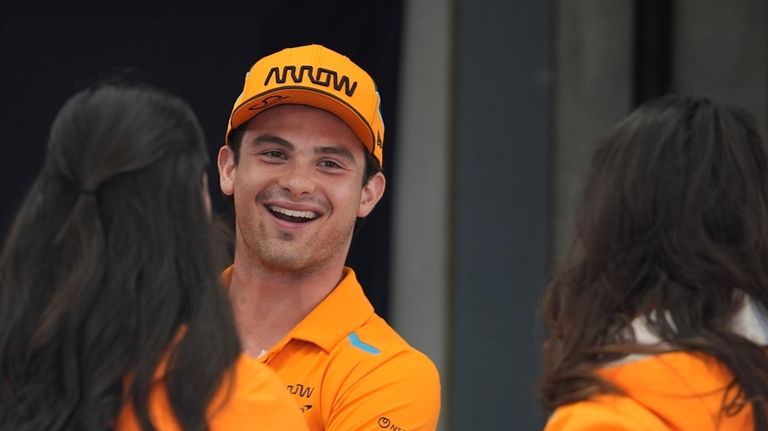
[
  {"left": 263, "top": 150, "right": 285, "bottom": 159},
  {"left": 319, "top": 160, "right": 341, "bottom": 169}
]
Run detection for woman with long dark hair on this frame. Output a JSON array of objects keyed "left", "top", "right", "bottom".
[
  {"left": 541, "top": 95, "right": 768, "bottom": 430},
  {"left": 0, "top": 82, "right": 307, "bottom": 430}
]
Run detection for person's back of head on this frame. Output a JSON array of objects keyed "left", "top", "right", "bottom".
[
  {"left": 541, "top": 94, "right": 768, "bottom": 428},
  {"left": 0, "top": 81, "right": 241, "bottom": 430}
]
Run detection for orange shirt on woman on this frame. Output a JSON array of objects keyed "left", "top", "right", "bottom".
[{"left": 116, "top": 354, "right": 308, "bottom": 431}]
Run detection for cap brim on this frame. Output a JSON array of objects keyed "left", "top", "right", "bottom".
[{"left": 229, "top": 87, "right": 375, "bottom": 156}]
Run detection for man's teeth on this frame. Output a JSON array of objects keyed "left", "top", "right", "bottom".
[{"left": 269, "top": 206, "right": 318, "bottom": 220}]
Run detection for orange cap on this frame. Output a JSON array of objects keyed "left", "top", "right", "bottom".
[{"left": 226, "top": 44, "right": 385, "bottom": 167}]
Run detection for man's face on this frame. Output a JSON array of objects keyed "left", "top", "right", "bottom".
[{"left": 218, "top": 104, "right": 385, "bottom": 274}]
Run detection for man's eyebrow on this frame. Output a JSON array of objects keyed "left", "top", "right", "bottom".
[
  {"left": 246, "top": 134, "right": 295, "bottom": 150},
  {"left": 316, "top": 146, "right": 355, "bottom": 161}
]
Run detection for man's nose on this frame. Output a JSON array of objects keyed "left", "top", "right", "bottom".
[{"left": 278, "top": 163, "right": 316, "bottom": 196}]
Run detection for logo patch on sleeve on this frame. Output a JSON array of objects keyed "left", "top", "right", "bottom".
[{"left": 348, "top": 332, "right": 381, "bottom": 355}]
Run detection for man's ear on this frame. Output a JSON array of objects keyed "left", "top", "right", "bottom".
[
  {"left": 217, "top": 145, "right": 236, "bottom": 196},
  {"left": 358, "top": 172, "right": 386, "bottom": 217}
]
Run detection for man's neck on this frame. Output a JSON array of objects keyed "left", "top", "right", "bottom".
[{"left": 227, "top": 256, "right": 346, "bottom": 358}]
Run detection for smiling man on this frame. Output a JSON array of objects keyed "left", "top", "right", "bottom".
[{"left": 218, "top": 44, "right": 441, "bottom": 431}]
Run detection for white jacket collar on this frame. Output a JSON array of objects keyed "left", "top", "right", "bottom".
[{"left": 611, "top": 293, "right": 768, "bottom": 366}]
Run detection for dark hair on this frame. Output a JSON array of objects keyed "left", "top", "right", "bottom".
[
  {"left": 0, "top": 83, "right": 241, "bottom": 430},
  {"left": 540, "top": 94, "right": 768, "bottom": 429}
]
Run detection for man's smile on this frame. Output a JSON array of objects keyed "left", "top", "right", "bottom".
[{"left": 267, "top": 204, "right": 320, "bottom": 224}]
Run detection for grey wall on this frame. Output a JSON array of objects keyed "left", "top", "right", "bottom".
[
  {"left": 553, "top": 0, "right": 634, "bottom": 263},
  {"left": 674, "top": 0, "right": 767, "bottom": 136},
  {"left": 451, "top": 0, "right": 551, "bottom": 429},
  {"left": 394, "top": 1, "right": 553, "bottom": 429},
  {"left": 554, "top": 0, "right": 768, "bottom": 259},
  {"left": 392, "top": 1, "right": 767, "bottom": 429},
  {"left": 391, "top": 0, "right": 452, "bottom": 429}
]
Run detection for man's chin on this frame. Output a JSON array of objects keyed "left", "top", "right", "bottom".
[
  {"left": 256, "top": 248, "right": 311, "bottom": 273},
  {"left": 264, "top": 259, "right": 304, "bottom": 273}
]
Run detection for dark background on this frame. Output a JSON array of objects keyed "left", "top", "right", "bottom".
[{"left": 0, "top": 0, "right": 403, "bottom": 317}]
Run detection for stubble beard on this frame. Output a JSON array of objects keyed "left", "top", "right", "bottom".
[{"left": 237, "top": 211, "right": 355, "bottom": 276}]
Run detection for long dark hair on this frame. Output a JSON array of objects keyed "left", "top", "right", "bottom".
[
  {"left": 0, "top": 82, "right": 241, "bottom": 430},
  {"left": 540, "top": 95, "right": 768, "bottom": 429}
]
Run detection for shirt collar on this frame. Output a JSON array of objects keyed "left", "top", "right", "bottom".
[
  {"left": 628, "top": 293, "right": 768, "bottom": 346},
  {"left": 611, "top": 292, "right": 768, "bottom": 366},
  {"left": 222, "top": 266, "right": 375, "bottom": 354},
  {"left": 288, "top": 267, "right": 374, "bottom": 352},
  {"left": 730, "top": 293, "right": 768, "bottom": 345}
]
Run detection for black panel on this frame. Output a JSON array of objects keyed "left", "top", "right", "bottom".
[
  {"left": 633, "top": 0, "right": 674, "bottom": 105},
  {"left": 0, "top": 0, "right": 402, "bottom": 316}
]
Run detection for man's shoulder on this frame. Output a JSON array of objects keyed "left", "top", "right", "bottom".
[
  {"left": 319, "top": 313, "right": 441, "bottom": 429},
  {"left": 325, "top": 312, "right": 439, "bottom": 381}
]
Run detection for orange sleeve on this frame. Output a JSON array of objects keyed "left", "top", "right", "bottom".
[
  {"left": 116, "top": 355, "right": 308, "bottom": 431},
  {"left": 325, "top": 350, "right": 441, "bottom": 431},
  {"left": 544, "top": 395, "right": 669, "bottom": 431}
]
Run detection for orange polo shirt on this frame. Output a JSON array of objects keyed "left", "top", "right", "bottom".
[
  {"left": 225, "top": 266, "right": 441, "bottom": 431},
  {"left": 544, "top": 352, "right": 753, "bottom": 430},
  {"left": 116, "top": 354, "right": 308, "bottom": 430}
]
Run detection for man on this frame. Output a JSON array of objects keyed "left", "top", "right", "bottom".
[{"left": 217, "top": 44, "right": 441, "bottom": 430}]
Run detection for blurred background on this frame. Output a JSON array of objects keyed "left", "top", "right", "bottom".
[{"left": 1, "top": 1, "right": 765, "bottom": 429}]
